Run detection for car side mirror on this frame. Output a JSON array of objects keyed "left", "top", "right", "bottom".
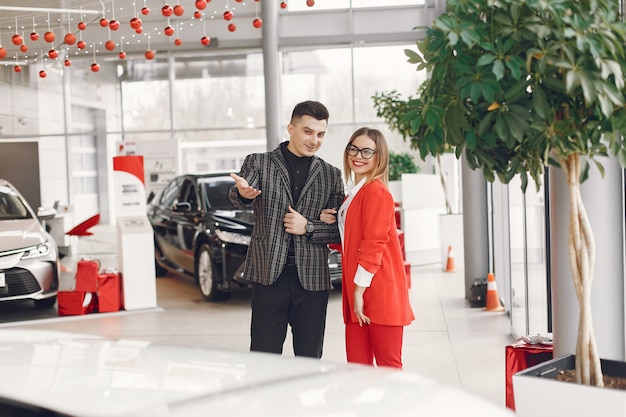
[{"left": 37, "top": 207, "right": 57, "bottom": 221}]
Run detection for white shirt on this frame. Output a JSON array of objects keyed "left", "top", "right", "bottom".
[{"left": 338, "top": 178, "right": 375, "bottom": 288}]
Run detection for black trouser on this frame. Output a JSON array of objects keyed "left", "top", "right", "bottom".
[{"left": 250, "top": 264, "right": 330, "bottom": 358}]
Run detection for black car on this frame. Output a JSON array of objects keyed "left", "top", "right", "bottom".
[{"left": 147, "top": 173, "right": 342, "bottom": 302}]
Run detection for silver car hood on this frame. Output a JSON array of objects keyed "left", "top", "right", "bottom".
[
  {"left": 0, "top": 329, "right": 514, "bottom": 417},
  {"left": 0, "top": 219, "right": 47, "bottom": 253}
]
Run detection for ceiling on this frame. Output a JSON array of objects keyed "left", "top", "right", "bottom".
[{"left": 0, "top": 0, "right": 268, "bottom": 65}]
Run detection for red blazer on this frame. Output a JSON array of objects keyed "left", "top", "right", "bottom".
[{"left": 341, "top": 179, "right": 414, "bottom": 326}]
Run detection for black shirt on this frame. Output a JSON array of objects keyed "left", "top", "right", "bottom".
[
  {"left": 280, "top": 141, "right": 312, "bottom": 205},
  {"left": 281, "top": 142, "right": 312, "bottom": 256}
]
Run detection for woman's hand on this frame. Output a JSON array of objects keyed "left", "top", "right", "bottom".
[
  {"left": 353, "top": 285, "right": 370, "bottom": 326},
  {"left": 319, "top": 208, "right": 337, "bottom": 225}
]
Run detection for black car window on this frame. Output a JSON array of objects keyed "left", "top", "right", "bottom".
[
  {"left": 0, "top": 186, "right": 32, "bottom": 220},
  {"left": 202, "top": 180, "right": 236, "bottom": 210},
  {"left": 179, "top": 180, "right": 198, "bottom": 209},
  {"left": 159, "top": 177, "right": 182, "bottom": 209}
]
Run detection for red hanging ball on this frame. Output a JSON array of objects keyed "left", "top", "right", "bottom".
[
  {"left": 77, "top": 40, "right": 86, "bottom": 50},
  {"left": 194, "top": 11, "right": 202, "bottom": 19},
  {"left": 223, "top": 11, "right": 233, "bottom": 21},
  {"left": 195, "top": 0, "right": 207, "bottom": 10},
  {"left": 306, "top": 0, "right": 315, "bottom": 6},
  {"left": 174, "top": 38, "right": 182, "bottom": 46},
  {"left": 43, "top": 31, "right": 55, "bottom": 43},
  {"left": 141, "top": 7, "right": 150, "bottom": 15},
  {"left": 253, "top": 18, "right": 263, "bottom": 29},
  {"left": 0, "top": 47, "right": 6, "bottom": 59},
  {"left": 99, "top": 17, "right": 109, "bottom": 27},
  {"left": 228, "top": 23, "right": 237, "bottom": 32},
  {"left": 119, "top": 51, "right": 127, "bottom": 59},
  {"left": 136, "top": 27, "right": 144, "bottom": 34},
  {"left": 105, "top": 40, "right": 116, "bottom": 51},
  {"left": 280, "top": 2, "right": 287, "bottom": 9},
  {"left": 11, "top": 34, "right": 23, "bottom": 46},
  {"left": 30, "top": 32, "right": 39, "bottom": 41},
  {"left": 145, "top": 49, "right": 155, "bottom": 60},
  {"left": 109, "top": 19, "right": 120, "bottom": 30},
  {"left": 39, "top": 70, "right": 47, "bottom": 78},
  {"left": 173, "top": 5, "right": 185, "bottom": 16},
  {"left": 14, "top": 65, "right": 22, "bottom": 73},
  {"left": 164, "top": 25, "right": 175, "bottom": 36},
  {"left": 91, "top": 62, "right": 100, "bottom": 72},
  {"left": 130, "top": 17, "right": 142, "bottom": 29},
  {"left": 200, "top": 36, "right": 211, "bottom": 46},
  {"left": 162, "top": 5, "right": 173, "bottom": 17},
  {"left": 78, "top": 21, "right": 87, "bottom": 30},
  {"left": 64, "top": 59, "right": 72, "bottom": 67},
  {"left": 48, "top": 49, "right": 58, "bottom": 59},
  {"left": 20, "top": 44, "right": 28, "bottom": 53},
  {"left": 64, "top": 33, "right": 76, "bottom": 45}
]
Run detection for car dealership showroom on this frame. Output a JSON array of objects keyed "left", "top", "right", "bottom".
[{"left": 0, "top": 0, "right": 597, "bottom": 415}]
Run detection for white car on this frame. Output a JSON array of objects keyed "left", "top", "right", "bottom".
[
  {"left": 0, "top": 329, "right": 514, "bottom": 417},
  {"left": 0, "top": 179, "right": 59, "bottom": 309}
]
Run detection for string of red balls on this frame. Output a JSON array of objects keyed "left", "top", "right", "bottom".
[{"left": 1, "top": 0, "right": 316, "bottom": 77}]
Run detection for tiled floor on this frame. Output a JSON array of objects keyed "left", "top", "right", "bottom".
[{"left": 0, "top": 225, "right": 514, "bottom": 410}]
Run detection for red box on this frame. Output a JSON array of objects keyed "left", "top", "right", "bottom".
[
  {"left": 97, "top": 273, "right": 123, "bottom": 312},
  {"left": 75, "top": 260, "right": 99, "bottom": 292},
  {"left": 57, "top": 291, "right": 97, "bottom": 316},
  {"left": 505, "top": 341, "right": 553, "bottom": 410}
]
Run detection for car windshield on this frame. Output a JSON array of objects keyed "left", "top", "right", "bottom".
[
  {"left": 202, "top": 180, "right": 237, "bottom": 210},
  {"left": 0, "top": 185, "right": 32, "bottom": 220}
]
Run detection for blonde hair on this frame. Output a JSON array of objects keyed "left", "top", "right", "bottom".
[{"left": 343, "top": 127, "right": 389, "bottom": 185}]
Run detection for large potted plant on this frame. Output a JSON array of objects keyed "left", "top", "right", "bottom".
[{"left": 378, "top": 0, "right": 626, "bottom": 403}]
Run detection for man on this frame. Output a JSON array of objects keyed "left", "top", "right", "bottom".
[{"left": 229, "top": 100, "right": 344, "bottom": 358}]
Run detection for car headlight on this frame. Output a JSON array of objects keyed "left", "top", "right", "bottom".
[
  {"left": 21, "top": 242, "right": 52, "bottom": 260},
  {"left": 215, "top": 230, "right": 251, "bottom": 246}
]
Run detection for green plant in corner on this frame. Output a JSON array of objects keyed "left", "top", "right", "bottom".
[
  {"left": 385, "top": 0, "right": 626, "bottom": 386},
  {"left": 388, "top": 151, "right": 419, "bottom": 182}
]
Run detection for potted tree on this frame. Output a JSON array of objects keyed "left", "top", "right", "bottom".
[{"left": 376, "top": 0, "right": 626, "bottom": 408}]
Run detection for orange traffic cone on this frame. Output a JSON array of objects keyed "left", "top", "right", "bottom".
[
  {"left": 484, "top": 273, "right": 504, "bottom": 312},
  {"left": 444, "top": 245, "right": 456, "bottom": 272}
]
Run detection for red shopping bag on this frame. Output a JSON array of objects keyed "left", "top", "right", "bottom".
[
  {"left": 97, "top": 273, "right": 123, "bottom": 312},
  {"left": 75, "top": 260, "right": 99, "bottom": 292},
  {"left": 57, "top": 291, "right": 97, "bottom": 316}
]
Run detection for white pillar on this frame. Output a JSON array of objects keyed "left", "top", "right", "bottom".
[{"left": 549, "top": 157, "right": 625, "bottom": 360}]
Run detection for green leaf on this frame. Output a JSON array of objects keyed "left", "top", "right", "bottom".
[
  {"left": 532, "top": 84, "right": 550, "bottom": 118},
  {"left": 477, "top": 54, "right": 497, "bottom": 67},
  {"left": 492, "top": 60, "right": 505, "bottom": 80}
]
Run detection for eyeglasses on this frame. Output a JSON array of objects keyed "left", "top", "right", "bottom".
[{"left": 346, "top": 144, "right": 376, "bottom": 160}]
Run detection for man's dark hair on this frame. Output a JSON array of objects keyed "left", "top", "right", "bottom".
[{"left": 291, "top": 101, "right": 329, "bottom": 123}]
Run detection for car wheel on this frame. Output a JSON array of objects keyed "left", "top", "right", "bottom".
[
  {"left": 34, "top": 296, "right": 57, "bottom": 310},
  {"left": 196, "top": 244, "right": 229, "bottom": 302}
]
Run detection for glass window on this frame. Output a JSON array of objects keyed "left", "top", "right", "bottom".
[
  {"left": 171, "top": 69, "right": 266, "bottom": 131},
  {"left": 284, "top": 0, "right": 424, "bottom": 11},
  {"left": 122, "top": 80, "right": 171, "bottom": 131}
]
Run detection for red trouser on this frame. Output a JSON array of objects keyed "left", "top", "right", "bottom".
[{"left": 345, "top": 321, "right": 404, "bottom": 368}]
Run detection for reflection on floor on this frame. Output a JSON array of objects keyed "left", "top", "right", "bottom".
[{"left": 0, "top": 225, "right": 513, "bottom": 409}]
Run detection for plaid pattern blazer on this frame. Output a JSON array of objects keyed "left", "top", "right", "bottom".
[{"left": 229, "top": 144, "right": 344, "bottom": 291}]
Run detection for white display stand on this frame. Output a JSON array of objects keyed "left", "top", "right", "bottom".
[
  {"left": 113, "top": 155, "right": 157, "bottom": 311},
  {"left": 116, "top": 216, "right": 157, "bottom": 310}
]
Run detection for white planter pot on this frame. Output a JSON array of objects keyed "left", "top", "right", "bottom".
[{"left": 513, "top": 354, "right": 626, "bottom": 416}]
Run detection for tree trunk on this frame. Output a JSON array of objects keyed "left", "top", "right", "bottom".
[
  {"left": 561, "top": 153, "right": 603, "bottom": 386},
  {"left": 437, "top": 155, "right": 453, "bottom": 214}
]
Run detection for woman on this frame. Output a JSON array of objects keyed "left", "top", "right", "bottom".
[{"left": 324, "top": 127, "right": 414, "bottom": 368}]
